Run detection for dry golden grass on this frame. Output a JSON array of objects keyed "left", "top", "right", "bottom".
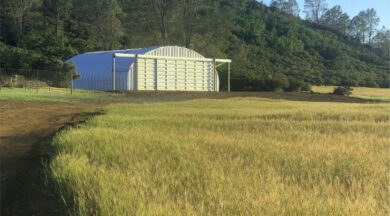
[
  {"left": 312, "top": 86, "right": 390, "bottom": 101},
  {"left": 48, "top": 97, "right": 390, "bottom": 215}
]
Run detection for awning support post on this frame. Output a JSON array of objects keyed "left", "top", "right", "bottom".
[
  {"left": 213, "top": 58, "right": 216, "bottom": 92},
  {"left": 135, "top": 54, "right": 138, "bottom": 91},
  {"left": 228, "top": 62, "right": 231, "bottom": 92}
]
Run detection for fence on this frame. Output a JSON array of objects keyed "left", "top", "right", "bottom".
[{"left": 0, "top": 68, "right": 75, "bottom": 94}]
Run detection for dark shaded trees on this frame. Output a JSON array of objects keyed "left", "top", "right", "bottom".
[
  {"left": 373, "top": 26, "right": 390, "bottom": 58},
  {"left": 97, "top": 0, "right": 124, "bottom": 50},
  {"left": 1, "top": 0, "right": 36, "bottom": 47},
  {"left": 179, "top": 0, "right": 204, "bottom": 47}
]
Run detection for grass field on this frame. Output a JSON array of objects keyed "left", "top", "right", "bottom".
[
  {"left": 312, "top": 86, "right": 390, "bottom": 101},
  {"left": 0, "top": 87, "right": 111, "bottom": 102},
  {"left": 49, "top": 98, "right": 390, "bottom": 215},
  {"left": 2, "top": 86, "right": 388, "bottom": 103}
]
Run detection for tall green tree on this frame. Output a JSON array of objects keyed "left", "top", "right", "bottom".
[
  {"left": 350, "top": 9, "right": 379, "bottom": 44},
  {"left": 1, "top": 0, "right": 35, "bottom": 47},
  {"left": 96, "top": 0, "right": 124, "bottom": 50},
  {"left": 179, "top": 0, "right": 204, "bottom": 47},
  {"left": 144, "top": 0, "right": 174, "bottom": 45},
  {"left": 320, "top": 5, "right": 349, "bottom": 34},
  {"left": 373, "top": 26, "right": 390, "bottom": 58},
  {"left": 270, "top": 0, "right": 299, "bottom": 16},
  {"left": 365, "top": 8, "right": 380, "bottom": 44},
  {"left": 304, "top": 0, "right": 328, "bottom": 23},
  {"left": 350, "top": 10, "right": 369, "bottom": 43},
  {"left": 285, "top": 0, "right": 300, "bottom": 16},
  {"left": 44, "top": 0, "right": 73, "bottom": 37}
]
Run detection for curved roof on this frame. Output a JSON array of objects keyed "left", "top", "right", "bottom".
[
  {"left": 66, "top": 46, "right": 207, "bottom": 90},
  {"left": 67, "top": 46, "right": 161, "bottom": 79}
]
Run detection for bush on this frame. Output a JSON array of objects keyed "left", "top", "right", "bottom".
[
  {"left": 284, "top": 79, "right": 304, "bottom": 92},
  {"left": 284, "top": 80, "right": 312, "bottom": 92},
  {"left": 332, "top": 86, "right": 353, "bottom": 96},
  {"left": 301, "top": 83, "right": 312, "bottom": 91}
]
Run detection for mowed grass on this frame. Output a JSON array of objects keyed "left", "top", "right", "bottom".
[
  {"left": 49, "top": 98, "right": 390, "bottom": 215},
  {"left": 0, "top": 87, "right": 109, "bottom": 102},
  {"left": 312, "top": 86, "right": 390, "bottom": 101}
]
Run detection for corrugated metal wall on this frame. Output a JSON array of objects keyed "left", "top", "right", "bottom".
[
  {"left": 136, "top": 58, "right": 216, "bottom": 91},
  {"left": 134, "top": 46, "right": 219, "bottom": 91},
  {"left": 69, "top": 46, "right": 219, "bottom": 91}
]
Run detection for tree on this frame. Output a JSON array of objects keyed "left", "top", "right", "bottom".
[
  {"left": 270, "top": 0, "right": 284, "bottom": 10},
  {"left": 304, "top": 0, "right": 328, "bottom": 23},
  {"left": 2, "top": 0, "right": 35, "bottom": 47},
  {"left": 365, "top": 8, "right": 380, "bottom": 44},
  {"left": 373, "top": 26, "right": 390, "bottom": 57},
  {"left": 57, "top": 0, "right": 72, "bottom": 37},
  {"left": 350, "top": 11, "right": 369, "bottom": 43},
  {"left": 270, "top": 0, "right": 299, "bottom": 16},
  {"left": 350, "top": 9, "right": 379, "bottom": 44},
  {"left": 320, "top": 5, "right": 349, "bottom": 34},
  {"left": 49, "top": 0, "right": 73, "bottom": 37},
  {"left": 285, "top": 0, "right": 300, "bottom": 16},
  {"left": 179, "top": 0, "right": 204, "bottom": 47},
  {"left": 95, "top": 0, "right": 124, "bottom": 50},
  {"left": 51, "top": 61, "right": 80, "bottom": 87},
  {"left": 145, "top": 0, "right": 173, "bottom": 45}
]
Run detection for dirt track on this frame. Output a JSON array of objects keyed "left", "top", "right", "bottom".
[{"left": 0, "top": 100, "right": 105, "bottom": 215}]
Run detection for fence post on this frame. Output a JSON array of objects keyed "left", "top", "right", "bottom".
[
  {"left": 70, "top": 71, "right": 73, "bottom": 95},
  {"left": 36, "top": 70, "right": 39, "bottom": 94}
]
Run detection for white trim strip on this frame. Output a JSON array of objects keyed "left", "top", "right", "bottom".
[{"left": 114, "top": 53, "right": 231, "bottom": 63}]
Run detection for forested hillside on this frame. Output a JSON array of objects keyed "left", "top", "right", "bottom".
[{"left": 1, "top": 0, "right": 389, "bottom": 90}]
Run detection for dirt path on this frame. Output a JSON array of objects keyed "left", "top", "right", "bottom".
[{"left": 0, "top": 100, "right": 106, "bottom": 215}]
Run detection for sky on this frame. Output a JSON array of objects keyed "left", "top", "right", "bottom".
[{"left": 260, "top": 0, "right": 390, "bottom": 29}]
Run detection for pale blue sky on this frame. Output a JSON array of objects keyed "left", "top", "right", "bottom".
[{"left": 260, "top": 0, "right": 390, "bottom": 29}]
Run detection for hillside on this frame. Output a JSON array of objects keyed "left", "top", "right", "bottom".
[{"left": 1, "top": 0, "right": 389, "bottom": 90}]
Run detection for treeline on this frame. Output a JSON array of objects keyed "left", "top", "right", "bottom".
[
  {"left": 0, "top": 0, "right": 389, "bottom": 90},
  {"left": 271, "top": 0, "right": 388, "bottom": 48}
]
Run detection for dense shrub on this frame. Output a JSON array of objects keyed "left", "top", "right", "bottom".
[
  {"left": 332, "top": 86, "right": 353, "bottom": 96},
  {"left": 301, "top": 83, "right": 312, "bottom": 91},
  {"left": 284, "top": 79, "right": 312, "bottom": 92}
]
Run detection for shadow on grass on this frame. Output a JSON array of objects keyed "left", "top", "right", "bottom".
[
  {"left": 2, "top": 87, "right": 386, "bottom": 103},
  {"left": 1, "top": 110, "right": 104, "bottom": 216},
  {"left": 91, "top": 91, "right": 384, "bottom": 104}
]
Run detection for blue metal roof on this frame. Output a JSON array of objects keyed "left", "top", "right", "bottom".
[{"left": 66, "top": 46, "right": 163, "bottom": 90}]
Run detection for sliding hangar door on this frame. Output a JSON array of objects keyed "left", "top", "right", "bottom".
[{"left": 132, "top": 56, "right": 217, "bottom": 91}]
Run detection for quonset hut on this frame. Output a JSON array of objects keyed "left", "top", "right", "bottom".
[{"left": 66, "top": 46, "right": 231, "bottom": 91}]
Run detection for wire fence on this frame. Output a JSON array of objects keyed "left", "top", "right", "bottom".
[{"left": 0, "top": 67, "right": 74, "bottom": 94}]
